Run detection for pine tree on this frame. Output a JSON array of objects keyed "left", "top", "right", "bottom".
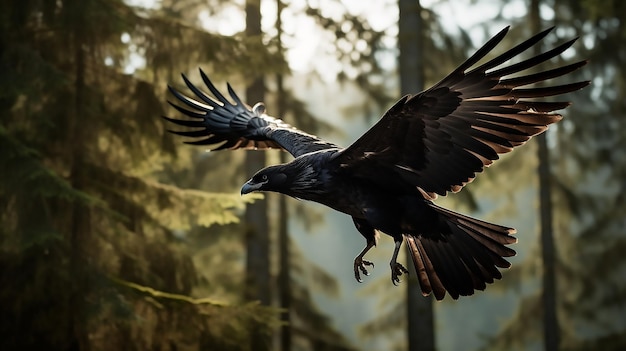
[{"left": 0, "top": 1, "right": 281, "bottom": 350}]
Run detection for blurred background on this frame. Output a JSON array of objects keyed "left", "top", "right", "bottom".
[{"left": 1, "top": 0, "right": 624, "bottom": 350}]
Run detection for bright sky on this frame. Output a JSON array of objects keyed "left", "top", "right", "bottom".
[{"left": 121, "top": 0, "right": 554, "bottom": 77}]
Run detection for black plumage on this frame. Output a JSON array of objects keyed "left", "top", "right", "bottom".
[{"left": 164, "top": 27, "right": 588, "bottom": 300}]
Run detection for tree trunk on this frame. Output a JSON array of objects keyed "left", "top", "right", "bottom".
[
  {"left": 398, "top": 1, "right": 435, "bottom": 350},
  {"left": 275, "top": 1, "right": 291, "bottom": 350},
  {"left": 244, "top": 1, "right": 271, "bottom": 350},
  {"left": 530, "top": 0, "right": 560, "bottom": 348},
  {"left": 68, "top": 19, "right": 90, "bottom": 351},
  {"left": 277, "top": 100, "right": 291, "bottom": 351}
]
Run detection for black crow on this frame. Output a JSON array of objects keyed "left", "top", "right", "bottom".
[{"left": 164, "top": 27, "right": 588, "bottom": 300}]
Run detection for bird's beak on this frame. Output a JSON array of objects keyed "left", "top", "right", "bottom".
[{"left": 240, "top": 180, "right": 263, "bottom": 195}]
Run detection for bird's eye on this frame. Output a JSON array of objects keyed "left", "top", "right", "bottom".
[{"left": 254, "top": 174, "right": 268, "bottom": 183}]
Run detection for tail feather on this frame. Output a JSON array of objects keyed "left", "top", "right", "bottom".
[
  {"left": 406, "top": 202, "right": 517, "bottom": 300},
  {"left": 406, "top": 236, "right": 446, "bottom": 300}
]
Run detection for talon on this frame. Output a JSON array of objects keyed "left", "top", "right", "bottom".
[
  {"left": 390, "top": 262, "right": 409, "bottom": 285},
  {"left": 354, "top": 258, "right": 375, "bottom": 283},
  {"left": 359, "top": 265, "right": 369, "bottom": 276}
]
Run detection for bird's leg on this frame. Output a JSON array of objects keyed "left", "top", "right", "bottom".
[
  {"left": 354, "top": 240, "right": 376, "bottom": 283},
  {"left": 390, "top": 240, "right": 409, "bottom": 286}
]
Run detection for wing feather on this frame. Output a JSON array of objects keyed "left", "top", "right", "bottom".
[
  {"left": 334, "top": 27, "right": 588, "bottom": 196},
  {"left": 164, "top": 69, "right": 338, "bottom": 157}
]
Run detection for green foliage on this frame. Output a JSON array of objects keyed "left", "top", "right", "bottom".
[{"left": 0, "top": 0, "right": 282, "bottom": 350}]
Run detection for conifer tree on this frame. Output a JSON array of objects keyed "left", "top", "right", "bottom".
[{"left": 0, "top": 1, "right": 281, "bottom": 350}]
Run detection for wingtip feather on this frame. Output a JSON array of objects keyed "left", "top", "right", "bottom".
[{"left": 227, "top": 82, "right": 246, "bottom": 107}]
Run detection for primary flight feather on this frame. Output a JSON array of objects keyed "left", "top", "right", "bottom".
[{"left": 165, "top": 26, "right": 588, "bottom": 300}]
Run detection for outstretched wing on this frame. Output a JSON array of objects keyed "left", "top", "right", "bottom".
[
  {"left": 334, "top": 26, "right": 589, "bottom": 198},
  {"left": 165, "top": 69, "right": 339, "bottom": 158}
]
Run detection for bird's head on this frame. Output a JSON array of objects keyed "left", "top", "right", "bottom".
[{"left": 241, "top": 165, "right": 288, "bottom": 195}]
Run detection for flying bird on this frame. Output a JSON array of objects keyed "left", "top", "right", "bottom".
[{"left": 164, "top": 26, "right": 588, "bottom": 300}]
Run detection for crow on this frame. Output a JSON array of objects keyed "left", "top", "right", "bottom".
[{"left": 164, "top": 26, "right": 588, "bottom": 300}]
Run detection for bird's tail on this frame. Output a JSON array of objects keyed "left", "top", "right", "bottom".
[{"left": 405, "top": 202, "right": 517, "bottom": 300}]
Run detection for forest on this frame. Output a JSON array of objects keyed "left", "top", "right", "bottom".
[{"left": 0, "top": 0, "right": 624, "bottom": 350}]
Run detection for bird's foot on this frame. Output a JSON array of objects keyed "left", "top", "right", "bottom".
[
  {"left": 390, "top": 261, "right": 409, "bottom": 286},
  {"left": 354, "top": 257, "right": 375, "bottom": 283}
]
